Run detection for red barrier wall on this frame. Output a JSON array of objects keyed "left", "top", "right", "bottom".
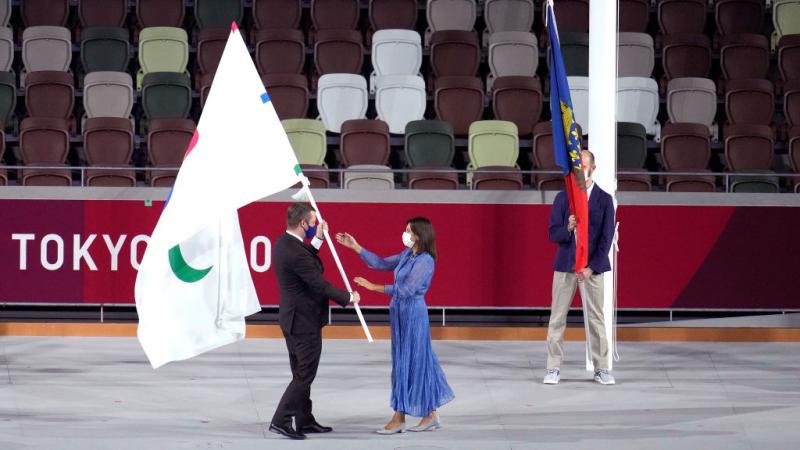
[{"left": 1, "top": 199, "right": 798, "bottom": 309}]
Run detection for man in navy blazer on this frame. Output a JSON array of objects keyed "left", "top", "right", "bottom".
[{"left": 543, "top": 149, "right": 616, "bottom": 386}]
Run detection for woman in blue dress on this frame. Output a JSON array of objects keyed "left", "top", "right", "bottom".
[{"left": 336, "top": 217, "right": 454, "bottom": 434}]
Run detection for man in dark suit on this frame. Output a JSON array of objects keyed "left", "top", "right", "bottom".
[
  {"left": 269, "top": 203, "right": 360, "bottom": 440},
  {"left": 544, "top": 149, "right": 616, "bottom": 386}
]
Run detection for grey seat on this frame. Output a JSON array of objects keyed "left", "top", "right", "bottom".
[
  {"left": 425, "top": 0, "right": 477, "bottom": 46},
  {"left": 0, "top": 0, "right": 10, "bottom": 27},
  {"left": 487, "top": 31, "right": 538, "bottom": 91},
  {"left": 618, "top": 32, "right": 654, "bottom": 77},
  {"left": 483, "top": 0, "right": 534, "bottom": 46},
  {"left": 22, "top": 26, "right": 72, "bottom": 73},
  {"left": 343, "top": 164, "right": 395, "bottom": 189},
  {"left": 83, "top": 71, "right": 134, "bottom": 118},
  {"left": 666, "top": 77, "right": 718, "bottom": 140}
]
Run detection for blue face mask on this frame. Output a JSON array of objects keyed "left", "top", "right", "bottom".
[{"left": 304, "top": 223, "right": 318, "bottom": 239}]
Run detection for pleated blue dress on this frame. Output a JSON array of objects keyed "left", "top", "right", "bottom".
[{"left": 359, "top": 248, "right": 455, "bottom": 417}]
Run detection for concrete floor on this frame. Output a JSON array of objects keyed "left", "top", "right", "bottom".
[{"left": 1, "top": 337, "right": 799, "bottom": 450}]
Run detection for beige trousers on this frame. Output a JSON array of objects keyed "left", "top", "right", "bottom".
[{"left": 546, "top": 271, "right": 609, "bottom": 371}]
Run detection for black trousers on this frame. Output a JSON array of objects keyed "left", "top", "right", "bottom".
[{"left": 271, "top": 330, "right": 322, "bottom": 429}]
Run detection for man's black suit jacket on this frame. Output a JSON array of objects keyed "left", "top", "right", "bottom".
[{"left": 273, "top": 233, "right": 350, "bottom": 334}]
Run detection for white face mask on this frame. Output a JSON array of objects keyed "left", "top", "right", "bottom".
[
  {"left": 584, "top": 168, "right": 592, "bottom": 183},
  {"left": 402, "top": 231, "right": 415, "bottom": 248}
]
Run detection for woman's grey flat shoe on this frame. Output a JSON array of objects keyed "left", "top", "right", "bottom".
[
  {"left": 408, "top": 417, "right": 441, "bottom": 432},
  {"left": 375, "top": 423, "right": 406, "bottom": 434}
]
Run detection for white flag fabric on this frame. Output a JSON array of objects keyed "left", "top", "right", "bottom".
[{"left": 135, "top": 23, "right": 303, "bottom": 369}]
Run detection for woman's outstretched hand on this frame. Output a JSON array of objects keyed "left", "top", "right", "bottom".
[
  {"left": 335, "top": 232, "right": 361, "bottom": 253},
  {"left": 354, "top": 277, "right": 377, "bottom": 292}
]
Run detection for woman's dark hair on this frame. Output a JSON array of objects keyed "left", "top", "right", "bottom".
[{"left": 408, "top": 217, "right": 437, "bottom": 261}]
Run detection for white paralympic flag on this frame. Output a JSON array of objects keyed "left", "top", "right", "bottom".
[{"left": 135, "top": 22, "right": 303, "bottom": 369}]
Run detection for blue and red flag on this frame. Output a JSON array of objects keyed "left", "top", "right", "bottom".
[{"left": 547, "top": 2, "right": 589, "bottom": 273}]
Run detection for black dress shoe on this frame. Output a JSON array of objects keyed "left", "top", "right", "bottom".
[
  {"left": 269, "top": 422, "right": 306, "bottom": 440},
  {"left": 300, "top": 421, "right": 333, "bottom": 433}
]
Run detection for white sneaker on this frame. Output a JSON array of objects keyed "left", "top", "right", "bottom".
[
  {"left": 543, "top": 368, "right": 560, "bottom": 385},
  {"left": 594, "top": 370, "right": 616, "bottom": 385}
]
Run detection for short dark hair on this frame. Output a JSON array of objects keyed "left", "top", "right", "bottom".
[
  {"left": 287, "top": 203, "right": 314, "bottom": 228},
  {"left": 408, "top": 217, "right": 437, "bottom": 261}
]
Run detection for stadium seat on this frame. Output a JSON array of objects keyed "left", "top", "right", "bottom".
[
  {"left": 468, "top": 120, "right": 518, "bottom": 167},
  {"left": 487, "top": 31, "right": 538, "bottom": 90},
  {"left": 254, "top": 29, "right": 306, "bottom": 75},
  {"left": 661, "top": 33, "right": 712, "bottom": 85},
  {"left": 0, "top": 27, "right": 12, "bottom": 72},
  {"left": 616, "top": 121, "right": 651, "bottom": 192},
  {"left": 715, "top": 0, "right": 764, "bottom": 38},
  {"left": 724, "top": 124, "right": 774, "bottom": 171},
  {"left": 772, "top": 0, "right": 800, "bottom": 50},
  {"left": 194, "top": 0, "right": 244, "bottom": 30},
  {"left": 618, "top": 0, "right": 650, "bottom": 33},
  {"left": 311, "top": 0, "right": 360, "bottom": 31},
  {"left": 261, "top": 74, "right": 309, "bottom": 120},
  {"left": 719, "top": 34, "right": 770, "bottom": 81},
  {"left": 547, "top": 0, "right": 589, "bottom": 32},
  {"left": 137, "top": 0, "right": 185, "bottom": 28},
  {"left": 433, "top": 75, "right": 484, "bottom": 136},
  {"left": 340, "top": 119, "right": 391, "bottom": 166},
  {"left": 0, "top": 127, "right": 5, "bottom": 185},
  {"left": 617, "top": 77, "right": 661, "bottom": 141},
  {"left": 137, "top": 27, "right": 189, "bottom": 88},
  {"left": 730, "top": 172, "right": 780, "bottom": 193},
  {"left": 81, "top": 27, "right": 130, "bottom": 73},
  {"left": 83, "top": 71, "right": 134, "bottom": 119},
  {"left": 430, "top": 30, "right": 480, "bottom": 78},
  {"left": 789, "top": 127, "right": 800, "bottom": 192},
  {"left": 0, "top": 71, "right": 15, "bottom": 127},
  {"left": 374, "top": 75, "right": 427, "bottom": 134},
  {"left": 283, "top": 118, "right": 329, "bottom": 188},
  {"left": 725, "top": 79, "right": 774, "bottom": 126},
  {"left": 567, "top": 75, "right": 589, "bottom": 135},
  {"left": 555, "top": 32, "right": 589, "bottom": 77},
  {"left": 147, "top": 118, "right": 195, "bottom": 187},
  {"left": 483, "top": 0, "right": 534, "bottom": 47},
  {"left": 21, "top": 0, "right": 69, "bottom": 27},
  {"left": 79, "top": 0, "right": 128, "bottom": 28},
  {"left": 617, "top": 32, "right": 654, "bottom": 77},
  {"left": 343, "top": 165, "right": 395, "bottom": 190},
  {"left": 141, "top": 72, "right": 192, "bottom": 120},
  {"left": 283, "top": 118, "right": 327, "bottom": 165},
  {"left": 0, "top": 0, "right": 10, "bottom": 27},
  {"left": 24, "top": 70, "right": 74, "bottom": 119},
  {"left": 369, "top": 0, "right": 418, "bottom": 32},
  {"left": 492, "top": 76, "right": 542, "bottom": 136},
  {"left": 22, "top": 26, "right": 72, "bottom": 74},
  {"left": 316, "top": 74, "right": 368, "bottom": 133},
  {"left": 19, "top": 117, "right": 71, "bottom": 186},
  {"left": 370, "top": 29, "right": 422, "bottom": 90},
  {"left": 253, "top": 0, "right": 302, "bottom": 30},
  {"left": 196, "top": 28, "right": 229, "bottom": 79},
  {"left": 404, "top": 119, "right": 455, "bottom": 167},
  {"left": 778, "top": 35, "right": 800, "bottom": 86},
  {"left": 426, "top": 0, "right": 478, "bottom": 46},
  {"left": 658, "top": 0, "right": 706, "bottom": 35},
  {"left": 314, "top": 29, "right": 364, "bottom": 77},
  {"left": 198, "top": 72, "right": 214, "bottom": 106},
  {"left": 661, "top": 122, "right": 715, "bottom": 192},
  {"left": 83, "top": 117, "right": 136, "bottom": 187},
  {"left": 472, "top": 166, "right": 524, "bottom": 190},
  {"left": 666, "top": 77, "right": 717, "bottom": 139},
  {"left": 408, "top": 170, "right": 459, "bottom": 189},
  {"left": 531, "top": 121, "right": 566, "bottom": 191},
  {"left": 784, "top": 82, "right": 800, "bottom": 131}
]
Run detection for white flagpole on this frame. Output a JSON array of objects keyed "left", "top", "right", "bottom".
[{"left": 296, "top": 176, "right": 374, "bottom": 343}]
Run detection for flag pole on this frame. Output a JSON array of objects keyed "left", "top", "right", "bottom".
[{"left": 297, "top": 176, "right": 374, "bottom": 343}]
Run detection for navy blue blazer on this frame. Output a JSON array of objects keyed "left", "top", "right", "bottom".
[{"left": 548, "top": 185, "right": 615, "bottom": 274}]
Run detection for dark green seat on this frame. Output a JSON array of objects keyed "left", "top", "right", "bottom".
[
  {"left": 555, "top": 31, "right": 589, "bottom": 77},
  {"left": 0, "top": 70, "right": 16, "bottom": 128},
  {"left": 141, "top": 72, "right": 192, "bottom": 120},
  {"left": 404, "top": 120, "right": 455, "bottom": 167},
  {"left": 195, "top": 0, "right": 244, "bottom": 29},
  {"left": 81, "top": 27, "right": 130, "bottom": 73},
  {"left": 731, "top": 171, "right": 780, "bottom": 193},
  {"left": 616, "top": 121, "right": 651, "bottom": 191}
]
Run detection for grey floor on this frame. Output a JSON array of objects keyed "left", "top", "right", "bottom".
[{"left": 1, "top": 337, "right": 799, "bottom": 450}]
